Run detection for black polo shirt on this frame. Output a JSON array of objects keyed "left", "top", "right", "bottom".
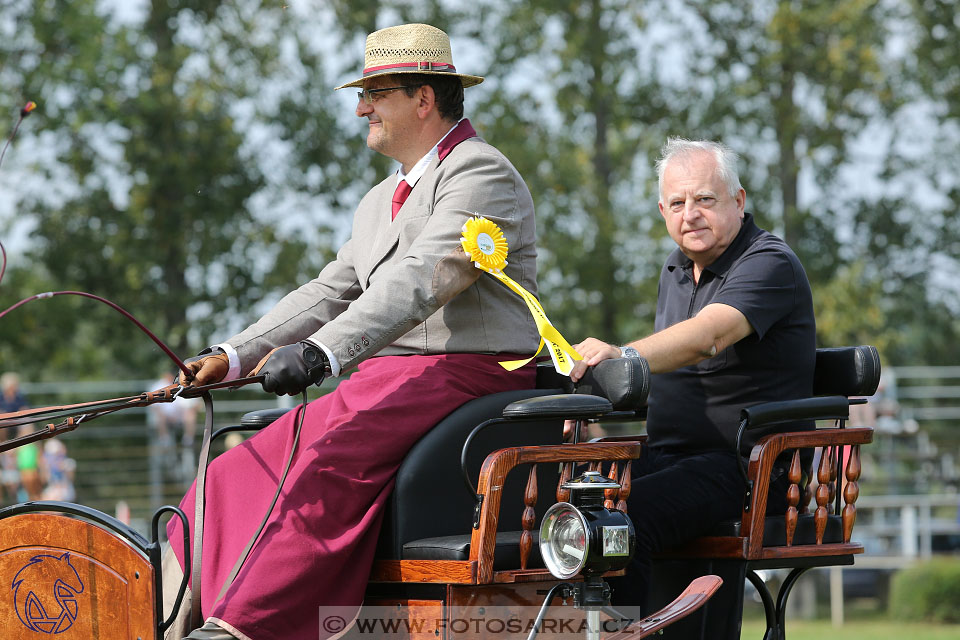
[{"left": 645, "top": 212, "right": 816, "bottom": 456}]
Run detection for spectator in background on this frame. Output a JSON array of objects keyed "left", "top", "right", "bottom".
[
  {"left": 149, "top": 372, "right": 200, "bottom": 448},
  {"left": 1, "top": 373, "right": 41, "bottom": 503},
  {"left": 16, "top": 425, "right": 42, "bottom": 501},
  {"left": 41, "top": 439, "right": 76, "bottom": 502},
  {"left": 0, "top": 450, "right": 19, "bottom": 505},
  {"left": 149, "top": 372, "right": 201, "bottom": 484},
  {"left": 0, "top": 372, "right": 28, "bottom": 414}
]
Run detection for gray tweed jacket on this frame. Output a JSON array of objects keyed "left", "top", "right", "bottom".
[{"left": 225, "top": 132, "right": 540, "bottom": 375}]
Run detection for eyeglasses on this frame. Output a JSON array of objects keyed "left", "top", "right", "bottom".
[{"left": 357, "top": 85, "right": 420, "bottom": 105}]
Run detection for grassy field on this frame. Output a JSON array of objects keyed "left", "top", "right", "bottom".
[{"left": 741, "top": 618, "right": 960, "bottom": 640}]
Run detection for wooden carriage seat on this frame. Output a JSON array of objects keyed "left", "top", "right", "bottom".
[
  {"left": 379, "top": 357, "right": 651, "bottom": 576},
  {"left": 649, "top": 345, "right": 881, "bottom": 639}
]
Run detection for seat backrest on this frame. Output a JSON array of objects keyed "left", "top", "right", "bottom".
[
  {"left": 812, "top": 345, "right": 881, "bottom": 397},
  {"left": 376, "top": 387, "right": 563, "bottom": 559}
]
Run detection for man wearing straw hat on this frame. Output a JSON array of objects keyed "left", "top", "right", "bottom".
[{"left": 164, "top": 23, "right": 540, "bottom": 640}]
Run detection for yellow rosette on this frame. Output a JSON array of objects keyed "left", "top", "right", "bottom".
[{"left": 460, "top": 216, "right": 581, "bottom": 375}]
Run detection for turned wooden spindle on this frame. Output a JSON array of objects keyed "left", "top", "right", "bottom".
[
  {"left": 557, "top": 463, "right": 572, "bottom": 503},
  {"left": 842, "top": 445, "right": 861, "bottom": 543},
  {"left": 520, "top": 464, "right": 538, "bottom": 570},
  {"left": 616, "top": 460, "right": 632, "bottom": 513},
  {"left": 814, "top": 447, "right": 833, "bottom": 544},
  {"left": 589, "top": 460, "right": 602, "bottom": 473},
  {"left": 785, "top": 450, "right": 802, "bottom": 546},
  {"left": 604, "top": 462, "right": 619, "bottom": 509}
]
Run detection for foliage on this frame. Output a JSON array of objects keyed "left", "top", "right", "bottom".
[
  {"left": 0, "top": 0, "right": 356, "bottom": 379},
  {"left": 889, "top": 558, "right": 960, "bottom": 623},
  {"left": 2, "top": 0, "right": 960, "bottom": 382},
  {"left": 464, "top": 0, "right": 674, "bottom": 342}
]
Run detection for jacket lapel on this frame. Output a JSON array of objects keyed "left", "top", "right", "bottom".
[{"left": 358, "top": 180, "right": 401, "bottom": 287}]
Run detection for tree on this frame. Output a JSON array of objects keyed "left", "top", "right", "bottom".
[
  {"left": 670, "top": 0, "right": 893, "bottom": 277},
  {"left": 0, "top": 0, "right": 361, "bottom": 380},
  {"left": 451, "top": 0, "right": 678, "bottom": 344}
]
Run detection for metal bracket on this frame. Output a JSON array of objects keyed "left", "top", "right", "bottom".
[{"left": 473, "top": 494, "right": 485, "bottom": 529}]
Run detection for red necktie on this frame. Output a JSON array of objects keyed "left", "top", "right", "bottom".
[{"left": 392, "top": 180, "right": 412, "bottom": 220}]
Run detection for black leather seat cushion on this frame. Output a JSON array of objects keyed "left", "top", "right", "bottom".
[{"left": 402, "top": 531, "right": 544, "bottom": 570}]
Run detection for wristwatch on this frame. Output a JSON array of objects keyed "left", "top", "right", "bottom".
[
  {"left": 619, "top": 345, "right": 640, "bottom": 359},
  {"left": 300, "top": 342, "right": 332, "bottom": 383}
]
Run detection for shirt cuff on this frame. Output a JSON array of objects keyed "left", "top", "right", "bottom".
[
  {"left": 304, "top": 339, "right": 341, "bottom": 377},
  {"left": 213, "top": 343, "right": 242, "bottom": 381}
]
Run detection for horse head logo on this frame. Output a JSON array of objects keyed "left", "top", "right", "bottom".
[{"left": 11, "top": 552, "right": 85, "bottom": 634}]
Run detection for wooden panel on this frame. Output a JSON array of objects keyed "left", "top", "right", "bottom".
[
  {"left": 369, "top": 559, "right": 476, "bottom": 584},
  {"left": 358, "top": 599, "right": 443, "bottom": 640},
  {"left": 0, "top": 513, "right": 154, "bottom": 639},
  {"left": 492, "top": 568, "right": 557, "bottom": 584},
  {"left": 759, "top": 542, "right": 864, "bottom": 561},
  {"left": 448, "top": 582, "right": 587, "bottom": 640},
  {"left": 492, "top": 568, "right": 625, "bottom": 584}
]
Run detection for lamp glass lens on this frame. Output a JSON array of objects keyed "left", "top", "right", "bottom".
[
  {"left": 540, "top": 503, "right": 588, "bottom": 578},
  {"left": 602, "top": 525, "right": 631, "bottom": 556}
]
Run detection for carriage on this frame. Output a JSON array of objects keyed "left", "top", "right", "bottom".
[{"left": 0, "top": 343, "right": 879, "bottom": 640}]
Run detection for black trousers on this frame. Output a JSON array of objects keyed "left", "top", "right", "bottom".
[{"left": 607, "top": 445, "right": 790, "bottom": 637}]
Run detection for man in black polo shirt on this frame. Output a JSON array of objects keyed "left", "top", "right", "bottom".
[{"left": 570, "top": 137, "right": 816, "bottom": 618}]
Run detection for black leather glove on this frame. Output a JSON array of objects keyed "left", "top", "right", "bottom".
[{"left": 251, "top": 342, "right": 328, "bottom": 396}]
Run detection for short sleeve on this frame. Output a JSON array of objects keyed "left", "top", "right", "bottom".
[{"left": 710, "top": 247, "right": 801, "bottom": 340}]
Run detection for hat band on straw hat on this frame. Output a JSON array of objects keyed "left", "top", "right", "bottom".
[{"left": 363, "top": 61, "right": 458, "bottom": 77}]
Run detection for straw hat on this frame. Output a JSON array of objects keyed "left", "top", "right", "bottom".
[{"left": 336, "top": 23, "right": 484, "bottom": 90}]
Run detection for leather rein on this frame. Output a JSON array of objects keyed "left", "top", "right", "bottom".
[{"left": 0, "top": 375, "right": 265, "bottom": 454}]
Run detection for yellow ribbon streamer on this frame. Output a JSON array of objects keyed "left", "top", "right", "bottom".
[{"left": 460, "top": 216, "right": 581, "bottom": 375}]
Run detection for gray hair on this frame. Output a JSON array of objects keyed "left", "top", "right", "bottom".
[
  {"left": 1, "top": 372, "right": 20, "bottom": 391},
  {"left": 656, "top": 137, "right": 743, "bottom": 202}
]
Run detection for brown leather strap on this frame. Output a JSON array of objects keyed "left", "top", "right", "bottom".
[
  {"left": 0, "top": 376, "right": 265, "bottom": 454},
  {"left": 191, "top": 392, "right": 215, "bottom": 630},
  {"left": 213, "top": 400, "right": 306, "bottom": 604},
  {"left": 0, "top": 387, "right": 178, "bottom": 430}
]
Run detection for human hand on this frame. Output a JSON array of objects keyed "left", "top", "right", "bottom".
[
  {"left": 249, "top": 342, "right": 328, "bottom": 396},
  {"left": 178, "top": 350, "right": 229, "bottom": 387},
  {"left": 569, "top": 338, "right": 621, "bottom": 382}
]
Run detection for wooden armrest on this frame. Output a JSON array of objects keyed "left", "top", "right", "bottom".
[
  {"left": 741, "top": 426, "right": 873, "bottom": 558},
  {"left": 470, "top": 442, "right": 642, "bottom": 583}
]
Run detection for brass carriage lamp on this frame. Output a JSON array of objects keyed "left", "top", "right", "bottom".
[{"left": 539, "top": 470, "right": 636, "bottom": 580}]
